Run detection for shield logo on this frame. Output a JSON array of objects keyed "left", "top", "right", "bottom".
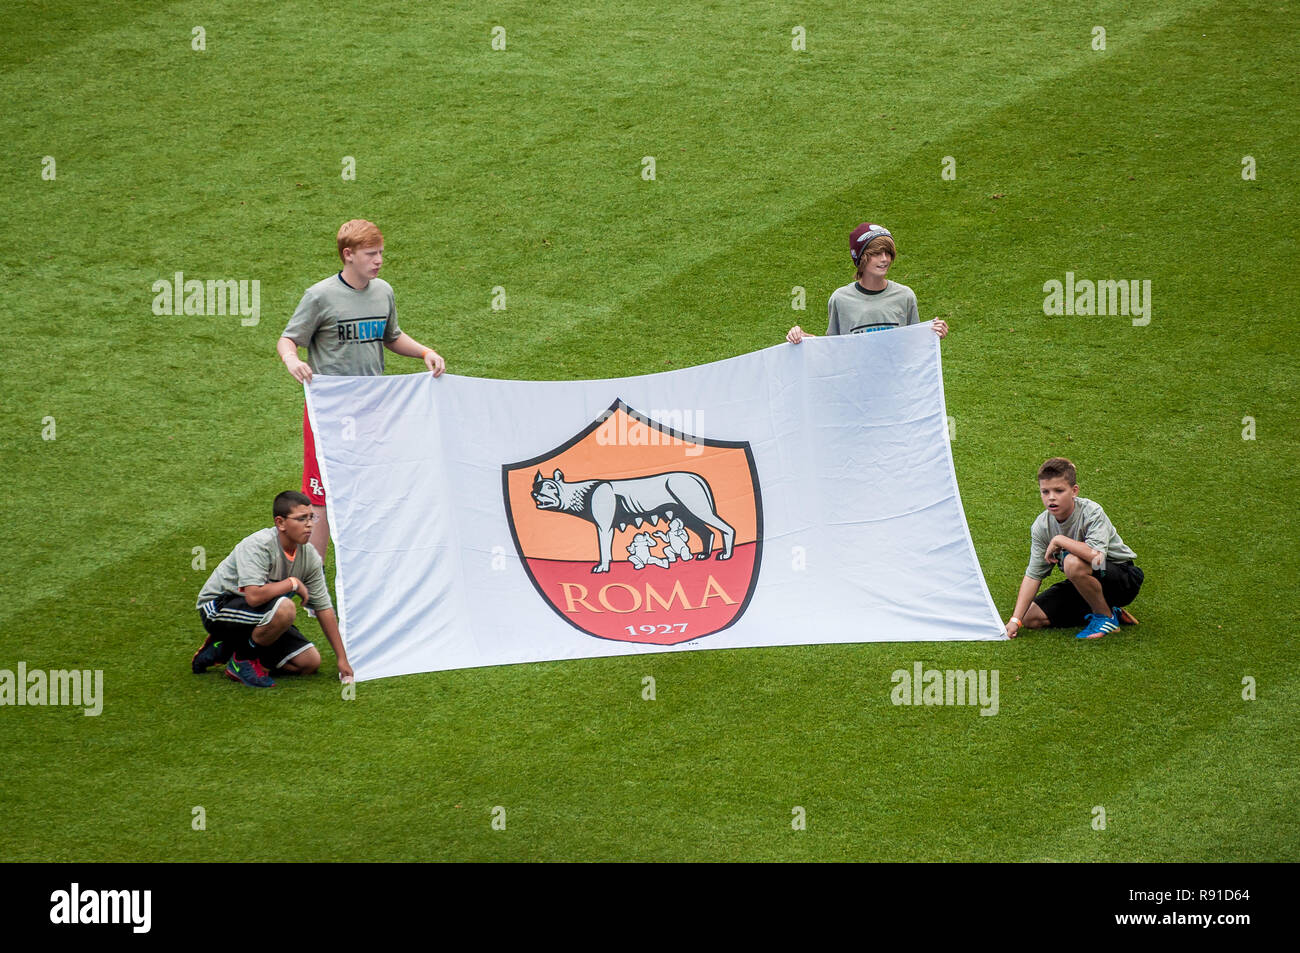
[{"left": 503, "top": 399, "right": 762, "bottom": 645}]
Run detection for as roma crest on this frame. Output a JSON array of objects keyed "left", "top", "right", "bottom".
[{"left": 503, "top": 399, "right": 762, "bottom": 645}]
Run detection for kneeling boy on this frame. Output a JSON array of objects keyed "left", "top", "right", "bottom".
[
  {"left": 1005, "top": 457, "right": 1144, "bottom": 640},
  {"left": 191, "top": 491, "right": 353, "bottom": 686}
]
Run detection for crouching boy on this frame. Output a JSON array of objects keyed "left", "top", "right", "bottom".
[
  {"left": 1005, "top": 457, "right": 1144, "bottom": 640},
  {"left": 191, "top": 491, "right": 353, "bottom": 686}
]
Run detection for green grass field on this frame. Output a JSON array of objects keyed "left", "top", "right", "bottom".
[{"left": 2, "top": 0, "right": 1296, "bottom": 861}]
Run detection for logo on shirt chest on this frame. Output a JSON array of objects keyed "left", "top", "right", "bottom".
[{"left": 337, "top": 317, "right": 387, "bottom": 343}]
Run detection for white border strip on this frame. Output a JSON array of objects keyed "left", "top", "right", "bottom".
[
  {"left": 303, "top": 382, "right": 353, "bottom": 665},
  {"left": 930, "top": 325, "right": 1007, "bottom": 638}
]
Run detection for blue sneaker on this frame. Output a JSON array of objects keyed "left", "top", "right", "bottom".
[
  {"left": 225, "top": 656, "right": 275, "bottom": 688},
  {"left": 1076, "top": 613, "right": 1119, "bottom": 640},
  {"left": 191, "top": 635, "right": 227, "bottom": 673}
]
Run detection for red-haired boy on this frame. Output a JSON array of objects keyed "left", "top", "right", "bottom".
[{"left": 277, "top": 220, "right": 446, "bottom": 558}]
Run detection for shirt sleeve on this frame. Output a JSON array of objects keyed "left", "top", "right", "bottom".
[
  {"left": 383, "top": 286, "right": 401, "bottom": 343},
  {"left": 282, "top": 288, "right": 322, "bottom": 347},
  {"left": 303, "top": 552, "right": 333, "bottom": 612},
  {"left": 1082, "top": 502, "right": 1114, "bottom": 555},
  {"left": 825, "top": 294, "right": 838, "bottom": 336},
  {"left": 233, "top": 537, "right": 273, "bottom": 589},
  {"left": 906, "top": 289, "right": 920, "bottom": 326},
  {"left": 1026, "top": 518, "right": 1052, "bottom": 579}
]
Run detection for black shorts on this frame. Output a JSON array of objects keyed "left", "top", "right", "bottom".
[
  {"left": 1033, "top": 561, "right": 1144, "bottom": 628},
  {"left": 197, "top": 593, "right": 315, "bottom": 672}
]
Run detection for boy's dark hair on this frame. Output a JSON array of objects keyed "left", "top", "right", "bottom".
[
  {"left": 273, "top": 490, "right": 313, "bottom": 520},
  {"left": 1037, "top": 457, "right": 1078, "bottom": 486}
]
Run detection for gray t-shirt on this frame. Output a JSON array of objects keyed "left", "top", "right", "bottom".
[
  {"left": 826, "top": 280, "right": 920, "bottom": 335},
  {"left": 282, "top": 273, "right": 401, "bottom": 377},
  {"left": 1026, "top": 497, "right": 1138, "bottom": 580},
  {"left": 197, "top": 527, "right": 333, "bottom": 612}
]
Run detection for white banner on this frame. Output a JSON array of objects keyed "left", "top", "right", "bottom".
[{"left": 306, "top": 323, "right": 1004, "bottom": 682}]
